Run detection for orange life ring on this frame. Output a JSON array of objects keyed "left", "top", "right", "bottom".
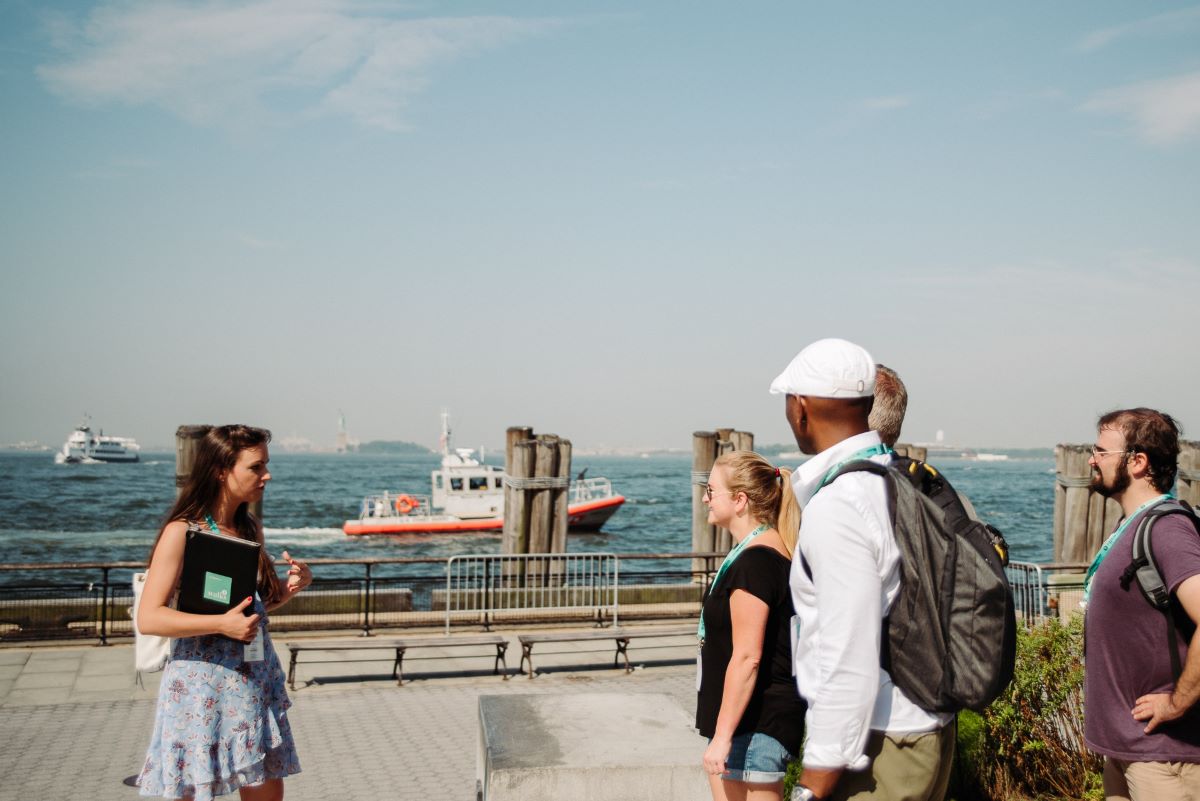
[{"left": 394, "top": 494, "right": 420, "bottom": 515}]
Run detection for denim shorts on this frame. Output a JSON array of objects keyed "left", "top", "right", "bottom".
[{"left": 715, "top": 731, "right": 793, "bottom": 784}]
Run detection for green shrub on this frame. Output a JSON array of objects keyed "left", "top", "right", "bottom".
[{"left": 973, "top": 616, "right": 1102, "bottom": 800}]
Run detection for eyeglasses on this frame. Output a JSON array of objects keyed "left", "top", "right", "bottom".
[
  {"left": 703, "top": 485, "right": 735, "bottom": 501},
  {"left": 1091, "top": 446, "right": 1130, "bottom": 461}
]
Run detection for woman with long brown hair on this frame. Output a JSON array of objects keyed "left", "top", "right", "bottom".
[
  {"left": 697, "top": 450, "right": 805, "bottom": 801},
  {"left": 136, "top": 425, "right": 312, "bottom": 801}
]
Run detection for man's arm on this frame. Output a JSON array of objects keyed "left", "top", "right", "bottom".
[
  {"left": 1132, "top": 574, "right": 1200, "bottom": 732},
  {"left": 797, "top": 492, "right": 885, "bottom": 795}
]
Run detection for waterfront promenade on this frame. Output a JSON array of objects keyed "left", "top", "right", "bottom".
[{"left": 0, "top": 629, "right": 697, "bottom": 801}]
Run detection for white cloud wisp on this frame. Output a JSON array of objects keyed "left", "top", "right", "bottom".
[
  {"left": 37, "top": 0, "right": 559, "bottom": 133},
  {"left": 1082, "top": 71, "right": 1200, "bottom": 145},
  {"left": 1077, "top": 6, "right": 1200, "bottom": 52}
]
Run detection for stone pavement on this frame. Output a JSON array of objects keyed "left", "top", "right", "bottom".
[{"left": 0, "top": 629, "right": 698, "bottom": 801}]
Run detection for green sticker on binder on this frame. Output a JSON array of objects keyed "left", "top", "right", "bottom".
[{"left": 202, "top": 571, "right": 233, "bottom": 604}]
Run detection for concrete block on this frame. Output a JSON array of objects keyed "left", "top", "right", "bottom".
[{"left": 478, "top": 692, "right": 706, "bottom": 801}]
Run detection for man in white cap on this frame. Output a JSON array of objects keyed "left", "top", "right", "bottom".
[{"left": 773, "top": 338, "right": 954, "bottom": 801}]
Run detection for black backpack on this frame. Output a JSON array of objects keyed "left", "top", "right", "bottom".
[
  {"left": 824, "top": 458, "right": 1017, "bottom": 713},
  {"left": 1118, "top": 499, "right": 1200, "bottom": 680}
]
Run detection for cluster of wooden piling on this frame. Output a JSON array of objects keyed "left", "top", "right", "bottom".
[
  {"left": 690, "top": 429, "right": 754, "bottom": 560},
  {"left": 1054, "top": 441, "right": 1200, "bottom": 563},
  {"left": 501, "top": 427, "right": 572, "bottom": 557}
]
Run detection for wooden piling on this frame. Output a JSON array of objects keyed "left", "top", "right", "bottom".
[
  {"left": 550, "top": 439, "right": 572, "bottom": 556},
  {"left": 1180, "top": 441, "right": 1200, "bottom": 507},
  {"left": 1053, "top": 445, "right": 1067, "bottom": 562},
  {"left": 714, "top": 432, "right": 735, "bottom": 554},
  {"left": 692, "top": 432, "right": 718, "bottom": 579},
  {"left": 731, "top": 431, "right": 754, "bottom": 453},
  {"left": 893, "top": 444, "right": 927, "bottom": 462},
  {"left": 175, "top": 426, "right": 209, "bottom": 496},
  {"left": 503, "top": 427, "right": 533, "bottom": 555},
  {"left": 528, "top": 435, "right": 560, "bottom": 555},
  {"left": 502, "top": 439, "right": 536, "bottom": 559}
]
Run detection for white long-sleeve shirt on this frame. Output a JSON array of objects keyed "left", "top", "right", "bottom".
[{"left": 789, "top": 430, "right": 952, "bottom": 771}]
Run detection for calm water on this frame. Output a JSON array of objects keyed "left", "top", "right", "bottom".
[{"left": 0, "top": 450, "right": 1056, "bottom": 584}]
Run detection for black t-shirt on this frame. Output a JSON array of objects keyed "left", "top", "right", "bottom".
[{"left": 695, "top": 545, "right": 806, "bottom": 755}]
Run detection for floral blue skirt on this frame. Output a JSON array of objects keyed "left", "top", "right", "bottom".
[{"left": 138, "top": 603, "right": 301, "bottom": 800}]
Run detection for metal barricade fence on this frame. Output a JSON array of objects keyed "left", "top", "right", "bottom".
[
  {"left": 444, "top": 552, "right": 618, "bottom": 633},
  {"left": 1006, "top": 560, "right": 1048, "bottom": 625}
]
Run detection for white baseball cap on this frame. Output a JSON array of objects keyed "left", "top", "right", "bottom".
[{"left": 769, "top": 338, "right": 876, "bottom": 398}]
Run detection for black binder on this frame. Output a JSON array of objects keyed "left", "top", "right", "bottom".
[{"left": 177, "top": 526, "right": 261, "bottom": 615}]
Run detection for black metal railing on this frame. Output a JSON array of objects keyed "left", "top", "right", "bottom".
[{"left": 0, "top": 553, "right": 727, "bottom": 644}]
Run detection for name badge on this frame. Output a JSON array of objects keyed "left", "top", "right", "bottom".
[{"left": 244, "top": 630, "right": 264, "bottom": 662}]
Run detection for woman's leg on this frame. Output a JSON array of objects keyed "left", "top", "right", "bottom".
[
  {"left": 745, "top": 781, "right": 783, "bottom": 801},
  {"left": 709, "top": 776, "right": 748, "bottom": 801},
  {"left": 239, "top": 778, "right": 284, "bottom": 801}
]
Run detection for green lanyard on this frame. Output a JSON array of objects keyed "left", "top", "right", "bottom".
[
  {"left": 817, "top": 443, "right": 891, "bottom": 492},
  {"left": 204, "top": 514, "right": 221, "bottom": 535},
  {"left": 1082, "top": 493, "right": 1172, "bottom": 603},
  {"left": 698, "top": 523, "right": 770, "bottom": 643}
]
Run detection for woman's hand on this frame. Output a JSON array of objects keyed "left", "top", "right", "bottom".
[
  {"left": 219, "top": 596, "right": 261, "bottom": 642},
  {"left": 280, "top": 550, "right": 312, "bottom": 599},
  {"left": 703, "top": 735, "right": 731, "bottom": 776}
]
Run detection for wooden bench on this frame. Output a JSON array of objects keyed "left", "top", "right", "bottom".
[
  {"left": 284, "top": 633, "right": 510, "bottom": 689},
  {"left": 517, "top": 625, "right": 695, "bottom": 677}
]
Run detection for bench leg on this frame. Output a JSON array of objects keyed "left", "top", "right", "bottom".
[
  {"left": 615, "top": 638, "right": 633, "bottom": 673},
  {"left": 288, "top": 649, "right": 299, "bottom": 691},
  {"left": 495, "top": 643, "right": 509, "bottom": 680},
  {"left": 394, "top": 647, "right": 406, "bottom": 686},
  {"left": 520, "top": 643, "right": 535, "bottom": 678}
]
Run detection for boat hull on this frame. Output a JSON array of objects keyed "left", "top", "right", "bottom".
[{"left": 344, "top": 495, "right": 625, "bottom": 536}]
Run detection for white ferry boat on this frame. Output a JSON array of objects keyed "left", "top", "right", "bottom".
[
  {"left": 344, "top": 415, "right": 625, "bottom": 536},
  {"left": 54, "top": 420, "right": 141, "bottom": 464}
]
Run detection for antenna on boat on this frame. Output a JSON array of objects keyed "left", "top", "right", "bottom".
[{"left": 439, "top": 410, "right": 451, "bottom": 457}]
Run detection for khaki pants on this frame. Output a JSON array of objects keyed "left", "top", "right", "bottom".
[
  {"left": 1104, "top": 756, "right": 1200, "bottom": 801},
  {"left": 830, "top": 722, "right": 955, "bottom": 801}
]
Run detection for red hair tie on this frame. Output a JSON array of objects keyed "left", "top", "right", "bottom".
[{"left": 774, "top": 467, "right": 781, "bottom": 478}]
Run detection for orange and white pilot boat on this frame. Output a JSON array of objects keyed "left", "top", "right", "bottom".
[{"left": 343, "top": 414, "right": 625, "bottom": 536}]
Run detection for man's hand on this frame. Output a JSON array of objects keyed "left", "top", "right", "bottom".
[{"left": 1132, "top": 692, "right": 1184, "bottom": 733}]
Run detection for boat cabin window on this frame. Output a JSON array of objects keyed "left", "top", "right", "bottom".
[
  {"left": 469, "top": 476, "right": 489, "bottom": 491},
  {"left": 434, "top": 475, "right": 443, "bottom": 490},
  {"left": 494, "top": 477, "right": 503, "bottom": 489},
  {"left": 450, "top": 478, "right": 463, "bottom": 491}
]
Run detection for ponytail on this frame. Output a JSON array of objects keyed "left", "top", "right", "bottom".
[{"left": 775, "top": 467, "right": 800, "bottom": 558}]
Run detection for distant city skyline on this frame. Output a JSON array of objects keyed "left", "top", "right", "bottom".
[{"left": 2, "top": 2, "right": 1197, "bottom": 451}]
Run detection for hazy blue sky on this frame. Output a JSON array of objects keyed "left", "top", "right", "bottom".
[{"left": 2, "top": 1, "right": 1197, "bottom": 451}]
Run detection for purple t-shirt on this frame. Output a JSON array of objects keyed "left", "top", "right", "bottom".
[{"left": 1084, "top": 507, "right": 1200, "bottom": 762}]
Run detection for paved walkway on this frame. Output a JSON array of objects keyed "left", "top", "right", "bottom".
[{"left": 0, "top": 629, "right": 698, "bottom": 801}]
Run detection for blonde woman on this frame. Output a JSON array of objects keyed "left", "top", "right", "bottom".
[{"left": 697, "top": 451, "right": 805, "bottom": 801}]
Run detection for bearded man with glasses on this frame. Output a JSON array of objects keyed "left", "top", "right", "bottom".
[{"left": 1083, "top": 407, "right": 1200, "bottom": 801}]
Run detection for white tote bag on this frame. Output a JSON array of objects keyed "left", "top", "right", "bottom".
[{"left": 132, "top": 572, "right": 171, "bottom": 673}]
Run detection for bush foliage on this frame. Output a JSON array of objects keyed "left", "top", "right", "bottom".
[{"left": 962, "top": 616, "right": 1102, "bottom": 801}]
